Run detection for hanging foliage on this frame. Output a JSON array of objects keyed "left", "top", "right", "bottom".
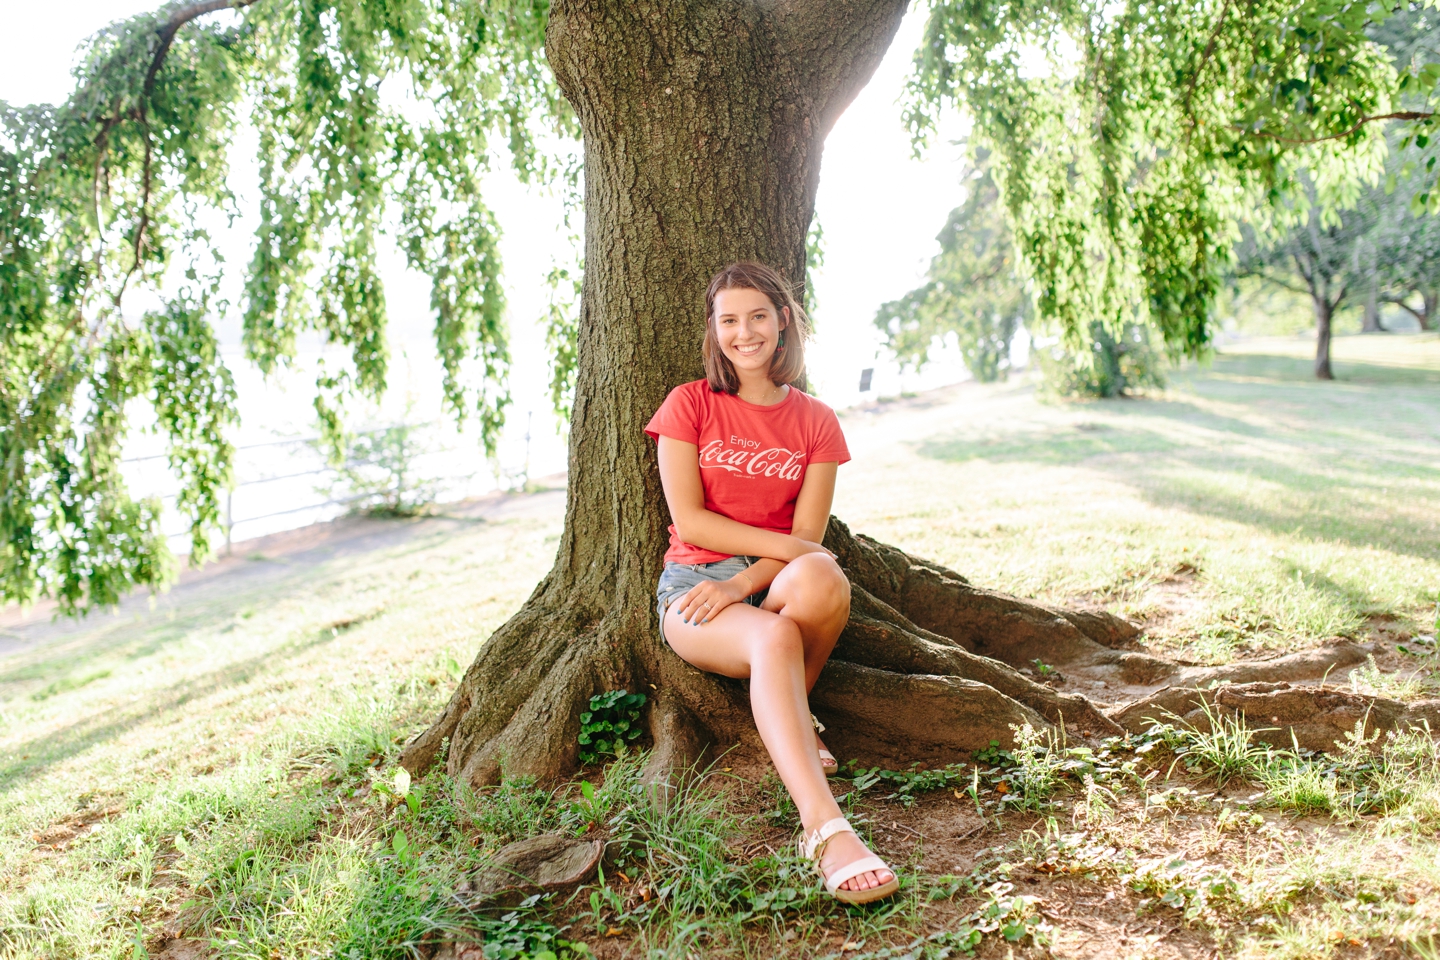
[{"left": 0, "top": 0, "right": 574, "bottom": 612}]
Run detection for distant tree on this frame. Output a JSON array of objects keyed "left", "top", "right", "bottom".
[
  {"left": 1372, "top": 155, "right": 1440, "bottom": 331},
  {"left": 1236, "top": 175, "right": 1373, "bottom": 379},
  {"left": 873, "top": 160, "right": 1026, "bottom": 383},
  {"left": 1237, "top": 4, "right": 1440, "bottom": 357},
  {"left": 875, "top": 159, "right": 1168, "bottom": 395}
]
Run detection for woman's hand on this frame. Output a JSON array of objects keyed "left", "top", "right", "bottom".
[{"left": 673, "top": 576, "right": 751, "bottom": 626}]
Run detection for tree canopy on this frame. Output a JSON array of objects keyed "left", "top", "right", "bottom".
[
  {"left": 907, "top": 0, "right": 1439, "bottom": 360},
  {"left": 3, "top": 0, "right": 1438, "bottom": 613}
]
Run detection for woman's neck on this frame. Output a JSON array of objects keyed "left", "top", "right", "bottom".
[{"left": 735, "top": 370, "right": 787, "bottom": 406}]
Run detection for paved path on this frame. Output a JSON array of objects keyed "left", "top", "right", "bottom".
[{"left": 0, "top": 482, "right": 568, "bottom": 656}]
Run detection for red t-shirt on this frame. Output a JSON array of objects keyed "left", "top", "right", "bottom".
[{"left": 644, "top": 380, "right": 851, "bottom": 564}]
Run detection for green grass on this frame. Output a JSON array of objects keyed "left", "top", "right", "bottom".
[
  {"left": 836, "top": 332, "right": 1440, "bottom": 660},
  {"left": 2, "top": 335, "right": 1439, "bottom": 958}
]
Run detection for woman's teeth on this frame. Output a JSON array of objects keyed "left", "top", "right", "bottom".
[{"left": 735, "top": 342, "right": 763, "bottom": 356}]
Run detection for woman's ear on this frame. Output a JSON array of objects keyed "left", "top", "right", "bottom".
[{"left": 780, "top": 304, "right": 790, "bottom": 330}]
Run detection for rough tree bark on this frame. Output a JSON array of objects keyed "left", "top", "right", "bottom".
[{"left": 399, "top": 0, "right": 1424, "bottom": 785}]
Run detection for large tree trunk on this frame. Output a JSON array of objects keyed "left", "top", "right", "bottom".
[
  {"left": 401, "top": 0, "right": 913, "bottom": 785},
  {"left": 398, "top": 1, "right": 1411, "bottom": 786}
]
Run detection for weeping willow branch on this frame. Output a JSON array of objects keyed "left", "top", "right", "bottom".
[
  {"left": 144, "top": 0, "right": 263, "bottom": 95},
  {"left": 1236, "top": 110, "right": 1435, "bottom": 145}
]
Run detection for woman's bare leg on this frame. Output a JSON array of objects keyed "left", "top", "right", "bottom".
[
  {"left": 761, "top": 552, "right": 852, "bottom": 759},
  {"left": 663, "top": 559, "right": 890, "bottom": 892}
]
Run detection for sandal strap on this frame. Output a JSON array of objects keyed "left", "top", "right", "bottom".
[
  {"left": 823, "top": 855, "right": 892, "bottom": 895},
  {"left": 817, "top": 749, "right": 836, "bottom": 763},
  {"left": 810, "top": 713, "right": 826, "bottom": 733},
  {"left": 799, "top": 817, "right": 853, "bottom": 860}
]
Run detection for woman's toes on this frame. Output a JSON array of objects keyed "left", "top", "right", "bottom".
[{"left": 843, "top": 871, "right": 879, "bottom": 891}]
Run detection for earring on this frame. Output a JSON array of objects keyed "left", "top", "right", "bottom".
[{"left": 777, "top": 331, "right": 786, "bottom": 352}]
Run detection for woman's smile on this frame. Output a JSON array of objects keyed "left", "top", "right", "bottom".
[{"left": 713, "top": 287, "right": 785, "bottom": 371}]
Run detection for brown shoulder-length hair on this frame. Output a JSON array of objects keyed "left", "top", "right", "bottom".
[{"left": 702, "top": 261, "right": 811, "bottom": 394}]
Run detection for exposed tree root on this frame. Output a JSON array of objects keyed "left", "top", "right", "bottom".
[
  {"left": 1111, "top": 680, "right": 1440, "bottom": 752},
  {"left": 403, "top": 518, "right": 1403, "bottom": 784},
  {"left": 811, "top": 663, "right": 1045, "bottom": 765},
  {"left": 824, "top": 520, "right": 1168, "bottom": 688},
  {"left": 1173, "top": 642, "right": 1370, "bottom": 687},
  {"left": 836, "top": 587, "right": 1121, "bottom": 738}
]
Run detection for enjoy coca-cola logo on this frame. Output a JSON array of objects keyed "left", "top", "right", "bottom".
[{"left": 698, "top": 439, "right": 805, "bottom": 480}]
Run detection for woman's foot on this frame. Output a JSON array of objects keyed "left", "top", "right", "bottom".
[
  {"left": 818, "top": 827, "right": 894, "bottom": 894},
  {"left": 816, "top": 730, "right": 838, "bottom": 776}
]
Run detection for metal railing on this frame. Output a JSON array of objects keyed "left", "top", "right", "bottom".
[{"left": 121, "top": 419, "right": 539, "bottom": 554}]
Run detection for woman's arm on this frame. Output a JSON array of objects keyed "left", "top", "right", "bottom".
[
  {"left": 657, "top": 436, "right": 832, "bottom": 564},
  {"left": 735, "top": 461, "right": 837, "bottom": 593}
]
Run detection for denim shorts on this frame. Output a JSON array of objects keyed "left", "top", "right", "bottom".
[{"left": 655, "top": 555, "right": 769, "bottom": 641}]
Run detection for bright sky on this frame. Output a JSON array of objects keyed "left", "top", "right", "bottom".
[{"left": 1, "top": 3, "right": 972, "bottom": 516}]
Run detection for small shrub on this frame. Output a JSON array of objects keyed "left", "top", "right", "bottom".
[
  {"left": 320, "top": 413, "right": 448, "bottom": 518},
  {"left": 577, "top": 689, "right": 646, "bottom": 764},
  {"left": 1036, "top": 321, "right": 1165, "bottom": 398}
]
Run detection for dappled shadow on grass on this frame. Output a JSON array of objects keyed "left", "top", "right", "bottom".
[
  {"left": 1211, "top": 350, "right": 1440, "bottom": 386},
  {"left": 0, "top": 519, "right": 473, "bottom": 701},
  {"left": 0, "top": 626, "right": 347, "bottom": 792},
  {"left": 914, "top": 358, "right": 1440, "bottom": 563}
]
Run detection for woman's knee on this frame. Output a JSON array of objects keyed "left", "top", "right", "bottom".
[
  {"left": 784, "top": 553, "right": 851, "bottom": 613},
  {"left": 750, "top": 615, "right": 804, "bottom": 661}
]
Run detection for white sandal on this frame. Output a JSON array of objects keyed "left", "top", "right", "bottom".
[
  {"left": 812, "top": 714, "right": 839, "bottom": 777},
  {"left": 799, "top": 818, "right": 900, "bottom": 904}
]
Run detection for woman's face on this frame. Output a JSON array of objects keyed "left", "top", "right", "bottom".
[{"left": 713, "top": 286, "right": 788, "bottom": 379}]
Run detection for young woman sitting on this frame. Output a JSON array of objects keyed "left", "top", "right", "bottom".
[{"left": 643, "top": 261, "right": 899, "bottom": 904}]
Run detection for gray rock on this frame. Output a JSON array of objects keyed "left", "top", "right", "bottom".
[{"left": 461, "top": 834, "right": 604, "bottom": 908}]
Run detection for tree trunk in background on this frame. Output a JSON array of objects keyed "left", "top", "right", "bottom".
[
  {"left": 1314, "top": 294, "right": 1336, "bottom": 380},
  {"left": 398, "top": 1, "right": 1401, "bottom": 785},
  {"left": 1422, "top": 290, "right": 1437, "bottom": 332},
  {"left": 1361, "top": 283, "right": 1381, "bottom": 333}
]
